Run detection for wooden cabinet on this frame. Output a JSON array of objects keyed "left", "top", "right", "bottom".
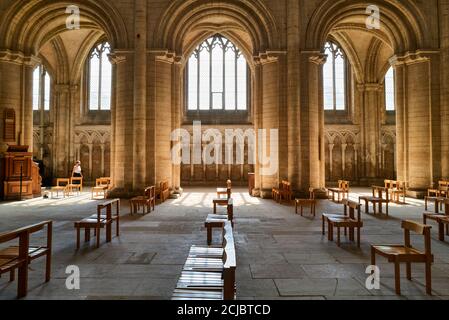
[{"left": 1, "top": 145, "right": 42, "bottom": 200}]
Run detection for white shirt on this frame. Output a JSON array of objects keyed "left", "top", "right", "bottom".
[{"left": 73, "top": 165, "right": 82, "bottom": 174}]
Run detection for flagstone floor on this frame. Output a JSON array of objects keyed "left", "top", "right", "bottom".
[{"left": 0, "top": 188, "right": 449, "bottom": 300}]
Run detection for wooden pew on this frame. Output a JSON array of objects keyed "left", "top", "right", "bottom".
[
  {"left": 295, "top": 187, "right": 316, "bottom": 217},
  {"left": 74, "top": 199, "right": 120, "bottom": 249},
  {"left": 92, "top": 177, "right": 112, "bottom": 199},
  {"left": 172, "top": 221, "right": 236, "bottom": 300},
  {"left": 371, "top": 220, "right": 433, "bottom": 295},
  {"left": 217, "top": 180, "right": 232, "bottom": 198},
  {"left": 205, "top": 199, "right": 234, "bottom": 245},
  {"left": 327, "top": 180, "right": 349, "bottom": 203},
  {"left": 130, "top": 186, "right": 156, "bottom": 215},
  {"left": 425, "top": 195, "right": 446, "bottom": 213},
  {"left": 0, "top": 221, "right": 52, "bottom": 298},
  {"left": 326, "top": 200, "right": 363, "bottom": 247},
  {"left": 359, "top": 186, "right": 389, "bottom": 216},
  {"left": 272, "top": 181, "right": 293, "bottom": 204},
  {"left": 424, "top": 199, "right": 449, "bottom": 241},
  {"left": 51, "top": 178, "right": 70, "bottom": 198}
]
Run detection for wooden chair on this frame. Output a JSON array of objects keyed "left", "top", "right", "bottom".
[
  {"left": 327, "top": 180, "right": 349, "bottom": 203},
  {"left": 92, "top": 177, "right": 111, "bottom": 199},
  {"left": 173, "top": 221, "right": 236, "bottom": 300},
  {"left": 272, "top": 182, "right": 282, "bottom": 202},
  {"left": 295, "top": 187, "right": 317, "bottom": 217},
  {"left": 130, "top": 186, "right": 156, "bottom": 215},
  {"left": 428, "top": 180, "right": 449, "bottom": 198},
  {"left": 217, "top": 180, "right": 232, "bottom": 198},
  {"left": 359, "top": 186, "right": 389, "bottom": 216},
  {"left": 0, "top": 221, "right": 52, "bottom": 298},
  {"left": 280, "top": 181, "right": 293, "bottom": 203},
  {"left": 391, "top": 181, "right": 407, "bottom": 204},
  {"left": 74, "top": 199, "right": 120, "bottom": 249},
  {"left": 213, "top": 188, "right": 231, "bottom": 213},
  {"left": 424, "top": 199, "right": 449, "bottom": 241},
  {"left": 371, "top": 220, "right": 433, "bottom": 295},
  {"left": 425, "top": 195, "right": 446, "bottom": 213},
  {"left": 51, "top": 178, "right": 70, "bottom": 198},
  {"left": 156, "top": 180, "right": 170, "bottom": 203},
  {"left": 66, "top": 177, "right": 83, "bottom": 196},
  {"left": 205, "top": 199, "right": 234, "bottom": 245},
  {"left": 327, "top": 200, "right": 363, "bottom": 247}
]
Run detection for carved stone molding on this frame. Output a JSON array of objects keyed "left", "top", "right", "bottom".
[
  {"left": 389, "top": 50, "right": 440, "bottom": 67},
  {"left": 0, "top": 50, "right": 41, "bottom": 66},
  {"left": 254, "top": 50, "right": 285, "bottom": 65}
]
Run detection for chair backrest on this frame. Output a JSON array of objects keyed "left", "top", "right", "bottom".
[
  {"left": 56, "top": 178, "right": 70, "bottom": 187},
  {"left": 402, "top": 220, "right": 432, "bottom": 256},
  {"left": 338, "top": 180, "right": 349, "bottom": 191},
  {"left": 0, "top": 221, "right": 52, "bottom": 254},
  {"left": 96, "top": 177, "right": 111, "bottom": 187},
  {"left": 444, "top": 199, "right": 449, "bottom": 215},
  {"left": 144, "top": 186, "right": 155, "bottom": 199},
  {"left": 342, "top": 199, "right": 361, "bottom": 221},
  {"left": 384, "top": 180, "right": 392, "bottom": 189},
  {"left": 97, "top": 199, "right": 120, "bottom": 222},
  {"left": 372, "top": 186, "right": 389, "bottom": 201}
]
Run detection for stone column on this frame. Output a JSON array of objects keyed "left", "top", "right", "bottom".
[
  {"left": 299, "top": 51, "right": 326, "bottom": 189},
  {"left": 53, "top": 84, "right": 71, "bottom": 177},
  {"left": 171, "top": 59, "right": 183, "bottom": 190},
  {"left": 109, "top": 52, "right": 134, "bottom": 195},
  {"left": 391, "top": 51, "right": 440, "bottom": 190},
  {"left": 357, "top": 83, "right": 382, "bottom": 181},
  {"left": 440, "top": 0, "right": 449, "bottom": 178},
  {"left": 0, "top": 51, "right": 38, "bottom": 153},
  {"left": 133, "top": 0, "right": 147, "bottom": 191}
]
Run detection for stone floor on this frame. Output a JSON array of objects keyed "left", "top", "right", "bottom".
[{"left": 0, "top": 187, "right": 449, "bottom": 300}]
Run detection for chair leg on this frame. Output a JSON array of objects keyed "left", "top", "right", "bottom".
[
  {"left": 357, "top": 227, "right": 361, "bottom": 247},
  {"left": 406, "top": 262, "right": 412, "bottom": 281},
  {"left": 328, "top": 223, "right": 333, "bottom": 241},
  {"left": 76, "top": 227, "right": 80, "bottom": 250},
  {"left": 10, "top": 269, "right": 15, "bottom": 282},
  {"left": 96, "top": 228, "right": 101, "bottom": 248},
  {"left": 425, "top": 261, "right": 432, "bottom": 295},
  {"left": 116, "top": 218, "right": 120, "bottom": 237},
  {"left": 371, "top": 247, "right": 376, "bottom": 268},
  {"left": 322, "top": 216, "right": 325, "bottom": 235},
  {"left": 207, "top": 226, "right": 212, "bottom": 246},
  {"left": 45, "top": 252, "right": 51, "bottom": 282},
  {"left": 394, "top": 261, "right": 401, "bottom": 295},
  {"left": 337, "top": 227, "right": 341, "bottom": 247},
  {"left": 439, "top": 222, "right": 445, "bottom": 241}
]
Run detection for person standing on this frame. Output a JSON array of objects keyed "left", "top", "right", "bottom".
[{"left": 72, "top": 160, "right": 83, "bottom": 181}]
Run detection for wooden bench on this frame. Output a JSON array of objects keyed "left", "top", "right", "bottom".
[
  {"left": 74, "top": 199, "right": 120, "bottom": 249},
  {"left": 327, "top": 180, "right": 349, "bottom": 203},
  {"left": 92, "top": 177, "right": 111, "bottom": 199},
  {"left": 51, "top": 178, "right": 70, "bottom": 198},
  {"left": 217, "top": 180, "right": 232, "bottom": 198},
  {"left": 172, "top": 221, "right": 236, "bottom": 300},
  {"left": 0, "top": 221, "right": 52, "bottom": 298},
  {"left": 157, "top": 180, "right": 170, "bottom": 203},
  {"left": 66, "top": 177, "right": 83, "bottom": 196},
  {"left": 424, "top": 199, "right": 449, "bottom": 241},
  {"left": 295, "top": 188, "right": 316, "bottom": 217},
  {"left": 359, "top": 186, "right": 389, "bottom": 216},
  {"left": 130, "top": 186, "right": 156, "bottom": 215},
  {"left": 371, "top": 220, "right": 433, "bottom": 295},
  {"left": 326, "top": 200, "right": 363, "bottom": 247},
  {"left": 205, "top": 199, "right": 234, "bottom": 245}
]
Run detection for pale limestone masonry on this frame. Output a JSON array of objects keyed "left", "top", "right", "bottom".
[{"left": 0, "top": 0, "right": 447, "bottom": 196}]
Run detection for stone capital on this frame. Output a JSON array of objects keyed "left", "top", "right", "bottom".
[
  {"left": 254, "top": 50, "right": 286, "bottom": 65},
  {"left": 389, "top": 50, "right": 439, "bottom": 67},
  {"left": 0, "top": 50, "right": 41, "bottom": 66},
  {"left": 357, "top": 83, "right": 382, "bottom": 92},
  {"left": 150, "top": 50, "right": 182, "bottom": 64},
  {"left": 108, "top": 50, "right": 130, "bottom": 65}
]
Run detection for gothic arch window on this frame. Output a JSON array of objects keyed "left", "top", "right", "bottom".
[
  {"left": 385, "top": 67, "right": 395, "bottom": 111},
  {"left": 32, "top": 65, "right": 51, "bottom": 111},
  {"left": 186, "top": 34, "right": 248, "bottom": 111},
  {"left": 88, "top": 42, "right": 112, "bottom": 110},
  {"left": 323, "top": 41, "right": 346, "bottom": 111}
]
